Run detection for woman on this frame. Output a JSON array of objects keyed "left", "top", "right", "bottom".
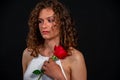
[{"left": 22, "top": 0, "right": 87, "bottom": 80}]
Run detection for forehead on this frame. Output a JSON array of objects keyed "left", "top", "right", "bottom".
[{"left": 38, "top": 8, "right": 54, "bottom": 18}]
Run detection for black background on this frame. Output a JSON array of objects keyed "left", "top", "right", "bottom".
[{"left": 1, "top": 0, "right": 119, "bottom": 80}]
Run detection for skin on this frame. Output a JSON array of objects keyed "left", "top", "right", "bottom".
[{"left": 22, "top": 8, "right": 87, "bottom": 80}]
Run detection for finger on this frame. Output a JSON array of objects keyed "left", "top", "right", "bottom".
[
  {"left": 42, "top": 64, "right": 47, "bottom": 69},
  {"left": 47, "top": 60, "right": 50, "bottom": 63},
  {"left": 44, "top": 60, "right": 49, "bottom": 65},
  {"left": 48, "top": 58, "right": 54, "bottom": 63},
  {"left": 42, "top": 63, "right": 47, "bottom": 70}
]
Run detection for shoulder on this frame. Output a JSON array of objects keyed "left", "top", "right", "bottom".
[
  {"left": 68, "top": 47, "right": 87, "bottom": 80},
  {"left": 67, "top": 47, "right": 86, "bottom": 69},
  {"left": 22, "top": 48, "right": 34, "bottom": 73},
  {"left": 68, "top": 47, "right": 85, "bottom": 62},
  {"left": 22, "top": 48, "right": 34, "bottom": 61}
]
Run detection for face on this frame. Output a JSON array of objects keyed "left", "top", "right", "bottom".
[{"left": 38, "top": 8, "right": 60, "bottom": 40}]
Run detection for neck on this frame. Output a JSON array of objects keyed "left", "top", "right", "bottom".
[{"left": 44, "top": 37, "right": 60, "bottom": 53}]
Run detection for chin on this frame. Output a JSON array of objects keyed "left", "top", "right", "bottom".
[{"left": 42, "top": 35, "right": 51, "bottom": 40}]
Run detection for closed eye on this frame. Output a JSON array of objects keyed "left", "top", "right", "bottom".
[
  {"left": 38, "top": 19, "right": 44, "bottom": 24},
  {"left": 47, "top": 16, "right": 55, "bottom": 23},
  {"left": 48, "top": 18, "right": 55, "bottom": 23}
]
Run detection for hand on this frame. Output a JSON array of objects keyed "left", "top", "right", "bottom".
[{"left": 42, "top": 58, "right": 66, "bottom": 80}]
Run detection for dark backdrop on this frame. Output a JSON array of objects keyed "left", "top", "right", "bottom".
[{"left": 1, "top": 0, "right": 119, "bottom": 80}]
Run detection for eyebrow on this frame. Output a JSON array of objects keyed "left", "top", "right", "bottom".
[{"left": 38, "top": 15, "right": 55, "bottom": 20}]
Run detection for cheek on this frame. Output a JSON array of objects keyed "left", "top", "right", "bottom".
[
  {"left": 39, "top": 26, "right": 42, "bottom": 33},
  {"left": 51, "top": 27, "right": 60, "bottom": 35},
  {"left": 51, "top": 23, "right": 60, "bottom": 34},
  {"left": 51, "top": 23, "right": 59, "bottom": 31}
]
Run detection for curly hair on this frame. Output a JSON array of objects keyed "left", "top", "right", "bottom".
[{"left": 27, "top": 0, "right": 78, "bottom": 56}]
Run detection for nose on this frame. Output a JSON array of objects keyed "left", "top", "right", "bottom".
[{"left": 42, "top": 20, "right": 48, "bottom": 28}]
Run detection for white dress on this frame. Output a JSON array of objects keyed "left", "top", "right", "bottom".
[{"left": 24, "top": 54, "right": 67, "bottom": 80}]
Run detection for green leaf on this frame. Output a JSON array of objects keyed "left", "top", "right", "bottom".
[
  {"left": 33, "top": 69, "right": 45, "bottom": 75},
  {"left": 33, "top": 70, "right": 41, "bottom": 75},
  {"left": 51, "top": 55, "right": 58, "bottom": 61}
]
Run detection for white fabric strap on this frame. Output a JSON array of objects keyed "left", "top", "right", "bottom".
[{"left": 56, "top": 60, "right": 67, "bottom": 80}]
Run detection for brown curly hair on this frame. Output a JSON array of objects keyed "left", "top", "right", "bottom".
[{"left": 27, "top": 0, "right": 78, "bottom": 56}]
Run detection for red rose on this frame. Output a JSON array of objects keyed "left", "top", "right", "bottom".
[{"left": 54, "top": 45, "right": 68, "bottom": 59}]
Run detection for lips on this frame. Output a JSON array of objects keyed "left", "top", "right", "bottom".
[{"left": 42, "top": 31, "right": 49, "bottom": 34}]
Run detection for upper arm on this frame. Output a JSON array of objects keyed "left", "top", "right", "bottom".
[
  {"left": 22, "top": 48, "right": 33, "bottom": 74},
  {"left": 71, "top": 50, "right": 87, "bottom": 80}
]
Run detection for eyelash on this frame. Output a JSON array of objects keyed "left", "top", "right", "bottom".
[
  {"left": 48, "top": 19, "right": 55, "bottom": 23},
  {"left": 38, "top": 19, "right": 55, "bottom": 24},
  {"left": 38, "top": 20, "right": 43, "bottom": 23}
]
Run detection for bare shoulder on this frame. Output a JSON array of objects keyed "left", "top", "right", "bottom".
[
  {"left": 68, "top": 47, "right": 87, "bottom": 80},
  {"left": 22, "top": 48, "right": 34, "bottom": 73},
  {"left": 69, "top": 47, "right": 85, "bottom": 62},
  {"left": 22, "top": 48, "right": 33, "bottom": 62}
]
